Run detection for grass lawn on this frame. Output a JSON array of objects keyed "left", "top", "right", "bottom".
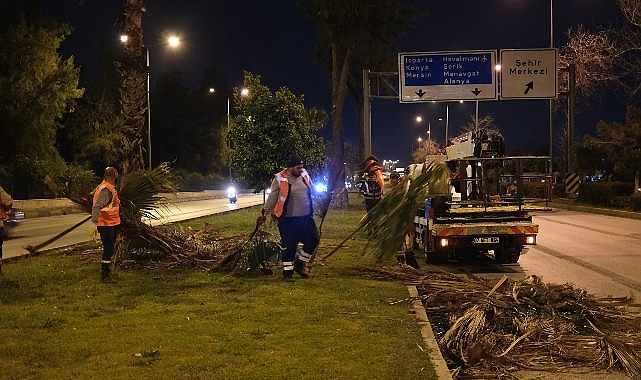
[{"left": 0, "top": 194, "right": 438, "bottom": 379}]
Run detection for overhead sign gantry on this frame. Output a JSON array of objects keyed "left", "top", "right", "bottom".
[{"left": 398, "top": 50, "right": 497, "bottom": 103}]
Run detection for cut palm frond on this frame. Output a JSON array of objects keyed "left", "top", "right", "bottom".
[
  {"left": 353, "top": 266, "right": 641, "bottom": 378},
  {"left": 69, "top": 163, "right": 254, "bottom": 271},
  {"left": 118, "top": 162, "right": 180, "bottom": 221},
  {"left": 359, "top": 162, "right": 450, "bottom": 262}
]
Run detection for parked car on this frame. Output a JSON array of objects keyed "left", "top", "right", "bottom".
[{"left": 2, "top": 207, "right": 24, "bottom": 239}]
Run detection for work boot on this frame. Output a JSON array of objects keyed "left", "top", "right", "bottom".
[
  {"left": 100, "top": 263, "right": 115, "bottom": 283},
  {"left": 101, "top": 275, "right": 116, "bottom": 284},
  {"left": 282, "top": 269, "right": 295, "bottom": 282},
  {"left": 293, "top": 260, "right": 309, "bottom": 279}
]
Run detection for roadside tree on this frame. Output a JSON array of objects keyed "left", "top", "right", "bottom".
[
  {"left": 298, "top": 0, "right": 418, "bottom": 204},
  {"left": 595, "top": 106, "right": 641, "bottom": 191},
  {"left": 411, "top": 139, "right": 441, "bottom": 164},
  {"left": 0, "top": 13, "right": 83, "bottom": 172},
  {"left": 230, "top": 72, "right": 327, "bottom": 191},
  {"left": 114, "top": 0, "right": 147, "bottom": 174}
]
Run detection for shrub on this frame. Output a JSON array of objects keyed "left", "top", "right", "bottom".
[
  {"left": 51, "top": 164, "right": 97, "bottom": 198},
  {"left": 11, "top": 155, "right": 68, "bottom": 199},
  {"left": 612, "top": 194, "right": 641, "bottom": 211},
  {"left": 178, "top": 171, "right": 205, "bottom": 192},
  {"left": 552, "top": 182, "right": 566, "bottom": 198},
  {"left": 522, "top": 181, "right": 546, "bottom": 198},
  {"left": 577, "top": 181, "right": 634, "bottom": 207},
  {"left": 629, "top": 194, "right": 641, "bottom": 211},
  {"left": 203, "top": 172, "right": 226, "bottom": 190}
]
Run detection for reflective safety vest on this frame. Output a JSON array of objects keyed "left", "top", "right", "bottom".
[
  {"left": 271, "top": 169, "right": 312, "bottom": 218},
  {"left": 93, "top": 180, "right": 121, "bottom": 226},
  {"left": 0, "top": 186, "right": 12, "bottom": 222}
]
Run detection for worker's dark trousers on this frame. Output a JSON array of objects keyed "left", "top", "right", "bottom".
[
  {"left": 364, "top": 196, "right": 381, "bottom": 212},
  {"left": 277, "top": 215, "right": 318, "bottom": 278},
  {"left": 98, "top": 225, "right": 118, "bottom": 278}
]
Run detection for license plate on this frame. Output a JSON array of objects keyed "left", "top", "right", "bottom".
[{"left": 473, "top": 237, "right": 499, "bottom": 244}]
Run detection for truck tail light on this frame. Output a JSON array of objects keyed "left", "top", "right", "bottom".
[
  {"left": 525, "top": 236, "right": 536, "bottom": 245},
  {"left": 439, "top": 238, "right": 449, "bottom": 247}
]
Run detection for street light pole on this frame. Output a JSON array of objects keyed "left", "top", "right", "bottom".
[
  {"left": 227, "top": 96, "right": 232, "bottom": 183},
  {"left": 146, "top": 47, "right": 152, "bottom": 169},
  {"left": 549, "top": 0, "right": 553, "bottom": 161},
  {"left": 145, "top": 36, "right": 179, "bottom": 170},
  {"left": 120, "top": 34, "right": 179, "bottom": 170},
  {"left": 445, "top": 104, "right": 449, "bottom": 147}
]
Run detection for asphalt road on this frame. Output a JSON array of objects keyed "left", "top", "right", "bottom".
[
  {"left": 2, "top": 193, "right": 265, "bottom": 260},
  {"left": 433, "top": 208, "right": 641, "bottom": 302},
  {"left": 525, "top": 209, "right": 641, "bottom": 301}
]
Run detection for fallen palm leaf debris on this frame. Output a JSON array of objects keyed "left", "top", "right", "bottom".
[
  {"left": 63, "top": 163, "right": 282, "bottom": 273},
  {"left": 355, "top": 265, "right": 641, "bottom": 379}
]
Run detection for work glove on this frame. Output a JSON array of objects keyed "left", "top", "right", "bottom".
[{"left": 87, "top": 225, "right": 98, "bottom": 239}]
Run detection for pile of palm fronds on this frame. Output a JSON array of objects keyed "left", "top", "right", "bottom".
[
  {"left": 70, "top": 163, "right": 262, "bottom": 272},
  {"left": 355, "top": 266, "right": 641, "bottom": 379},
  {"left": 115, "top": 222, "right": 247, "bottom": 271}
]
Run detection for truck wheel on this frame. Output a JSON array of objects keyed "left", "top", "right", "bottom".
[
  {"left": 494, "top": 247, "right": 521, "bottom": 264},
  {"left": 425, "top": 250, "right": 447, "bottom": 264}
]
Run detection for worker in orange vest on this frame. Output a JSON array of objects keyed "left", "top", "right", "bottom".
[
  {"left": 260, "top": 154, "right": 318, "bottom": 282},
  {"left": 356, "top": 155, "right": 385, "bottom": 212},
  {"left": 0, "top": 185, "right": 13, "bottom": 275},
  {"left": 91, "top": 167, "right": 121, "bottom": 283}
]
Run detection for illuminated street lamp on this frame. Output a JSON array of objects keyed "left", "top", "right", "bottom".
[
  {"left": 416, "top": 115, "right": 430, "bottom": 142},
  {"left": 120, "top": 34, "right": 180, "bottom": 169},
  {"left": 145, "top": 36, "right": 180, "bottom": 169},
  {"left": 209, "top": 87, "right": 250, "bottom": 182}
]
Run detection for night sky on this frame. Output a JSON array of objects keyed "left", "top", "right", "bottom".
[{"left": 38, "top": 0, "right": 626, "bottom": 166}]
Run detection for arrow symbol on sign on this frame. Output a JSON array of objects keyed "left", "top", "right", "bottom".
[
  {"left": 524, "top": 81, "right": 534, "bottom": 94},
  {"left": 415, "top": 89, "right": 426, "bottom": 98},
  {"left": 471, "top": 88, "right": 482, "bottom": 96}
]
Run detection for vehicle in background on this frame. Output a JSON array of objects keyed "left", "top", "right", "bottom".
[
  {"left": 2, "top": 207, "right": 25, "bottom": 239},
  {"left": 314, "top": 182, "right": 328, "bottom": 193},
  {"left": 227, "top": 186, "right": 237, "bottom": 203}
]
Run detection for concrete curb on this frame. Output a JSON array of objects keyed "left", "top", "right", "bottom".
[
  {"left": 407, "top": 285, "right": 452, "bottom": 380},
  {"left": 551, "top": 201, "right": 641, "bottom": 220}
]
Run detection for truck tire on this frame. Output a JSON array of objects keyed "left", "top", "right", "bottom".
[
  {"left": 494, "top": 247, "right": 521, "bottom": 264},
  {"left": 425, "top": 248, "right": 448, "bottom": 264}
]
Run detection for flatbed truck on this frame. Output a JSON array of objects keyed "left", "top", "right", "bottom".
[{"left": 412, "top": 131, "right": 551, "bottom": 264}]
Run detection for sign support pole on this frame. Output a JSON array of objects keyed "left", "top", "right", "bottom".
[{"left": 363, "top": 69, "right": 372, "bottom": 160}]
